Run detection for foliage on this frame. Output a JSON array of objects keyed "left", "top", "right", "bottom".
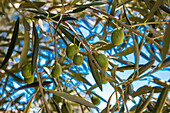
[{"left": 0, "top": 0, "right": 170, "bottom": 112}]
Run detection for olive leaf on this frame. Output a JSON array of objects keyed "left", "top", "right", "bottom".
[
  {"left": 45, "top": 89, "right": 97, "bottom": 109},
  {"left": 0, "top": 18, "right": 19, "bottom": 68},
  {"left": 31, "top": 22, "right": 39, "bottom": 74}
]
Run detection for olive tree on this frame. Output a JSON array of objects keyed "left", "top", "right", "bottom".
[{"left": 0, "top": 0, "right": 170, "bottom": 112}]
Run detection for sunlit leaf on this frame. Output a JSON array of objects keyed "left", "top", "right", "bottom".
[
  {"left": 45, "top": 89, "right": 97, "bottom": 109},
  {"left": 19, "top": 1, "right": 45, "bottom": 9},
  {"left": 132, "top": 85, "right": 152, "bottom": 97},
  {"left": 113, "top": 46, "right": 135, "bottom": 56},
  {"left": 18, "top": 18, "right": 30, "bottom": 68},
  {"left": 161, "top": 22, "right": 170, "bottom": 62}
]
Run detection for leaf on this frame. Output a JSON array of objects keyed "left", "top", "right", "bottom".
[
  {"left": 149, "top": 76, "right": 170, "bottom": 88},
  {"left": 18, "top": 18, "right": 30, "bottom": 68},
  {"left": 145, "top": 0, "right": 163, "bottom": 22},
  {"left": 0, "top": 18, "right": 19, "bottom": 68},
  {"left": 153, "top": 88, "right": 169, "bottom": 113},
  {"left": 31, "top": 22, "right": 39, "bottom": 74},
  {"left": 128, "top": 60, "right": 155, "bottom": 80},
  {"left": 161, "top": 22, "right": 170, "bottom": 62},
  {"left": 132, "top": 85, "right": 152, "bottom": 97},
  {"left": 45, "top": 89, "right": 97, "bottom": 109},
  {"left": 113, "top": 46, "right": 135, "bottom": 57},
  {"left": 24, "top": 89, "right": 39, "bottom": 113},
  {"left": 69, "top": 7, "right": 88, "bottom": 13},
  {"left": 58, "top": 25, "right": 82, "bottom": 47},
  {"left": 19, "top": 1, "right": 45, "bottom": 9},
  {"left": 4, "top": 70, "right": 24, "bottom": 82},
  {"left": 70, "top": 0, "right": 80, "bottom": 6},
  {"left": 88, "top": 54, "right": 103, "bottom": 91},
  {"left": 74, "top": 2, "right": 105, "bottom": 8},
  {"left": 16, "top": 81, "right": 52, "bottom": 90},
  {"left": 135, "top": 89, "right": 154, "bottom": 113},
  {"left": 96, "top": 43, "right": 115, "bottom": 50},
  {"left": 159, "top": 57, "right": 170, "bottom": 69}
]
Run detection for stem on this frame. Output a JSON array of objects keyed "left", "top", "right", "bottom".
[
  {"left": 36, "top": 60, "right": 51, "bottom": 113},
  {"left": 48, "top": 21, "right": 58, "bottom": 63}
]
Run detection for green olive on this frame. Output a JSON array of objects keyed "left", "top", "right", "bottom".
[
  {"left": 94, "top": 54, "right": 108, "bottom": 70},
  {"left": 22, "top": 63, "right": 32, "bottom": 78},
  {"left": 73, "top": 53, "right": 83, "bottom": 65},
  {"left": 111, "top": 28, "right": 124, "bottom": 45},
  {"left": 24, "top": 76, "right": 34, "bottom": 84},
  {"left": 91, "top": 95, "right": 100, "bottom": 105},
  {"left": 51, "top": 63, "right": 62, "bottom": 78},
  {"left": 61, "top": 102, "right": 72, "bottom": 113},
  {"left": 66, "top": 43, "right": 79, "bottom": 59}
]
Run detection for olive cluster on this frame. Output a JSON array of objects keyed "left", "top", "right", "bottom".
[
  {"left": 21, "top": 63, "right": 34, "bottom": 84},
  {"left": 66, "top": 43, "right": 83, "bottom": 66}
]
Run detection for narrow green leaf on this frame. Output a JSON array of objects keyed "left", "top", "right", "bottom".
[
  {"left": 135, "top": 89, "right": 154, "bottom": 113},
  {"left": 45, "top": 89, "right": 97, "bottom": 109},
  {"left": 18, "top": 18, "right": 30, "bottom": 68},
  {"left": 32, "top": 22, "right": 39, "bottom": 74},
  {"left": 19, "top": 1, "right": 45, "bottom": 9},
  {"left": 58, "top": 25, "right": 82, "bottom": 48},
  {"left": 70, "top": 0, "right": 80, "bottom": 6},
  {"left": 132, "top": 85, "right": 152, "bottom": 97},
  {"left": 69, "top": 7, "right": 88, "bottom": 13},
  {"left": 0, "top": 18, "right": 19, "bottom": 68},
  {"left": 24, "top": 89, "right": 39, "bottom": 113},
  {"left": 113, "top": 46, "right": 135, "bottom": 57},
  {"left": 153, "top": 88, "right": 169, "bottom": 113},
  {"left": 145, "top": 0, "right": 163, "bottom": 22},
  {"left": 161, "top": 22, "right": 170, "bottom": 62},
  {"left": 149, "top": 76, "right": 170, "bottom": 88},
  {"left": 17, "top": 81, "right": 52, "bottom": 90},
  {"left": 96, "top": 43, "right": 115, "bottom": 50},
  {"left": 4, "top": 70, "right": 24, "bottom": 82},
  {"left": 128, "top": 60, "right": 155, "bottom": 80},
  {"left": 74, "top": 2, "right": 105, "bottom": 8},
  {"left": 88, "top": 55, "right": 103, "bottom": 91},
  {"left": 159, "top": 57, "right": 170, "bottom": 69}
]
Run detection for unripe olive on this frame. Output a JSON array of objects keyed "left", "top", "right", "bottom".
[
  {"left": 66, "top": 43, "right": 79, "bottom": 59},
  {"left": 73, "top": 53, "right": 83, "bottom": 65},
  {"left": 51, "top": 63, "right": 62, "bottom": 78},
  {"left": 53, "top": 95, "right": 62, "bottom": 103},
  {"left": 24, "top": 76, "right": 34, "bottom": 84},
  {"left": 91, "top": 95, "right": 100, "bottom": 105},
  {"left": 111, "top": 28, "right": 124, "bottom": 45},
  {"left": 94, "top": 54, "right": 108, "bottom": 70},
  {"left": 22, "top": 63, "right": 32, "bottom": 78},
  {"left": 61, "top": 103, "right": 72, "bottom": 113}
]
